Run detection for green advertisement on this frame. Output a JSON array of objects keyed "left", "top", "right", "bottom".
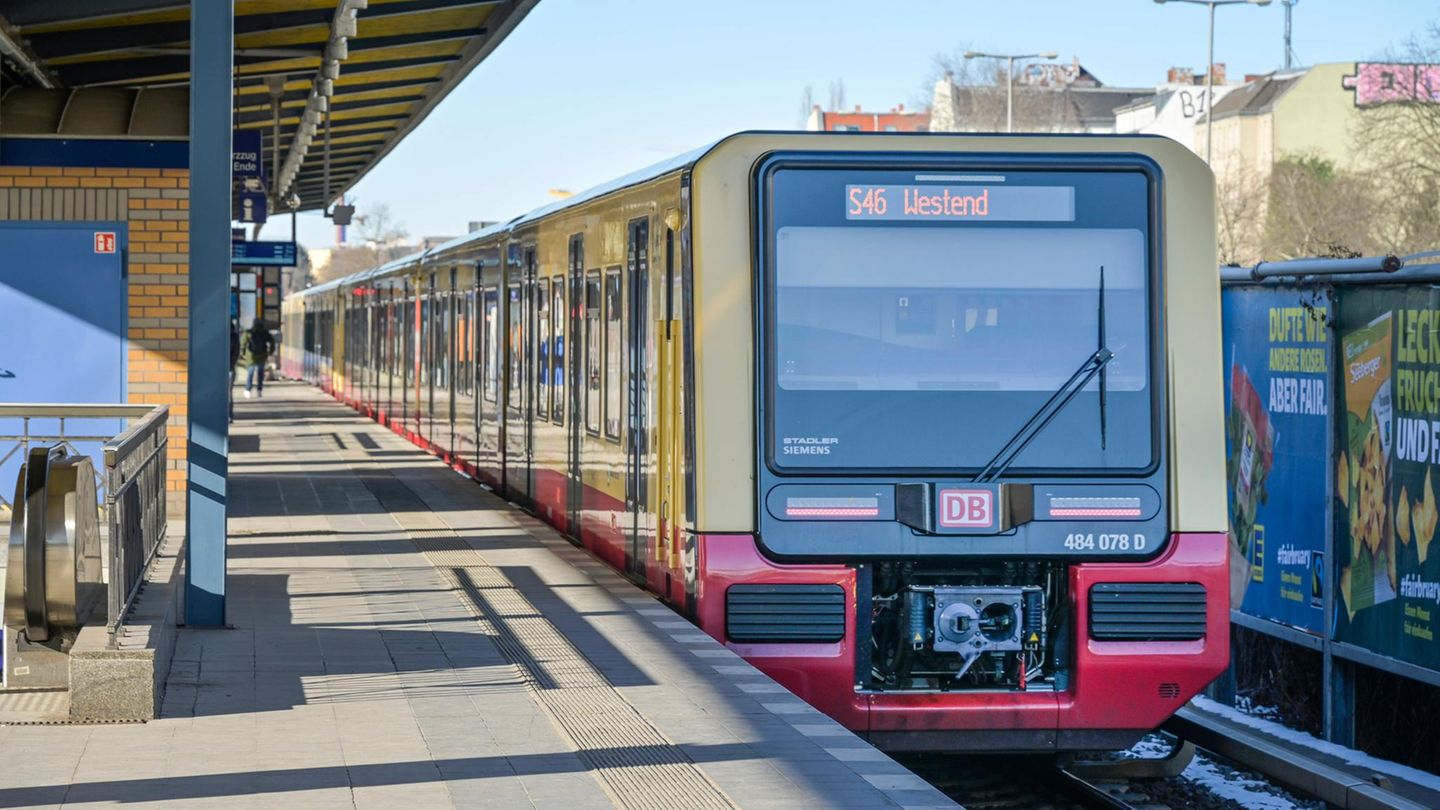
[{"left": 1336, "top": 287, "right": 1440, "bottom": 672}]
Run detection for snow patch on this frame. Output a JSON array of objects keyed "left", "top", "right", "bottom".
[
  {"left": 1182, "top": 752, "right": 1311, "bottom": 810},
  {"left": 1120, "top": 733, "right": 1176, "bottom": 760},
  {"left": 1192, "top": 696, "right": 1440, "bottom": 792}
]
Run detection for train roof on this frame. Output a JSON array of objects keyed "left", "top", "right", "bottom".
[
  {"left": 290, "top": 130, "right": 1193, "bottom": 300},
  {"left": 295, "top": 141, "right": 712, "bottom": 298}
]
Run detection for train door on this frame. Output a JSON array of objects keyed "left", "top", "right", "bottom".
[
  {"left": 406, "top": 281, "right": 417, "bottom": 436},
  {"left": 566, "top": 234, "right": 584, "bottom": 535},
  {"left": 441, "top": 269, "right": 456, "bottom": 459},
  {"left": 469, "top": 279, "right": 481, "bottom": 472},
  {"left": 522, "top": 247, "right": 539, "bottom": 499},
  {"left": 656, "top": 218, "right": 683, "bottom": 596},
  {"left": 625, "top": 218, "right": 650, "bottom": 575},
  {"left": 422, "top": 272, "right": 435, "bottom": 445},
  {"left": 501, "top": 248, "right": 530, "bottom": 502}
]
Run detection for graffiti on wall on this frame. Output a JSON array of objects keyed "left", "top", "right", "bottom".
[{"left": 1342, "top": 63, "right": 1440, "bottom": 107}]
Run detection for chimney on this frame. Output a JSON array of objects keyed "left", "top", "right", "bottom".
[
  {"left": 854, "top": 104, "right": 861, "bottom": 113},
  {"left": 896, "top": 103, "right": 905, "bottom": 112},
  {"left": 1209, "top": 62, "right": 1227, "bottom": 85},
  {"left": 1167, "top": 67, "right": 1192, "bottom": 85}
]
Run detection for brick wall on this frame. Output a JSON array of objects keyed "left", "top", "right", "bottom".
[{"left": 0, "top": 165, "right": 191, "bottom": 510}]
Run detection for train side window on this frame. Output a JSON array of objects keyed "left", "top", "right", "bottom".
[
  {"left": 437, "top": 287, "right": 450, "bottom": 393},
  {"left": 552, "top": 274, "right": 565, "bottom": 424},
  {"left": 585, "top": 271, "right": 601, "bottom": 435},
  {"left": 483, "top": 286, "right": 499, "bottom": 403},
  {"left": 537, "top": 277, "right": 550, "bottom": 419},
  {"left": 665, "top": 226, "right": 675, "bottom": 321},
  {"left": 603, "top": 268, "right": 622, "bottom": 441},
  {"left": 507, "top": 283, "right": 523, "bottom": 414}
]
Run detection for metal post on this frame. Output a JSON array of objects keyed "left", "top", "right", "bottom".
[
  {"left": 185, "top": 0, "right": 233, "bottom": 627},
  {"left": 1326, "top": 656, "right": 1356, "bottom": 746},
  {"left": 1320, "top": 285, "right": 1354, "bottom": 746},
  {"left": 270, "top": 88, "right": 281, "bottom": 199},
  {"left": 324, "top": 102, "right": 332, "bottom": 208},
  {"left": 1205, "top": 2, "right": 1216, "bottom": 164},
  {"left": 1006, "top": 55, "right": 1015, "bottom": 133}
]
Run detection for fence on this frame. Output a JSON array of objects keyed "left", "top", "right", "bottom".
[
  {"left": 1218, "top": 251, "right": 1440, "bottom": 746},
  {"left": 0, "top": 404, "right": 170, "bottom": 647}
]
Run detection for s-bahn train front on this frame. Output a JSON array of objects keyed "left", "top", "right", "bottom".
[{"left": 687, "top": 133, "right": 1228, "bottom": 752}]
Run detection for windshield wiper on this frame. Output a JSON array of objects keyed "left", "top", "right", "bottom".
[{"left": 974, "top": 266, "right": 1112, "bottom": 483}]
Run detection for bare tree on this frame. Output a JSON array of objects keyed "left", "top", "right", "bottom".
[
  {"left": 314, "top": 245, "right": 382, "bottom": 284},
  {"left": 927, "top": 49, "right": 1077, "bottom": 133},
  {"left": 828, "top": 78, "right": 847, "bottom": 111},
  {"left": 799, "top": 84, "right": 815, "bottom": 128},
  {"left": 1215, "top": 164, "right": 1268, "bottom": 266},
  {"left": 354, "top": 202, "right": 412, "bottom": 264},
  {"left": 1264, "top": 156, "right": 1382, "bottom": 260}
]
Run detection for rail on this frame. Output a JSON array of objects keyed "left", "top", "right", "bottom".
[
  {"left": 0, "top": 403, "right": 169, "bottom": 646},
  {"left": 1165, "top": 705, "right": 1429, "bottom": 810}
]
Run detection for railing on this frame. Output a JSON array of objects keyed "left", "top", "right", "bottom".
[{"left": 0, "top": 404, "right": 170, "bottom": 646}]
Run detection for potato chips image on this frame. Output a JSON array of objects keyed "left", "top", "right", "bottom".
[
  {"left": 1337, "top": 451, "right": 1350, "bottom": 508},
  {"left": 1398, "top": 486, "right": 1412, "bottom": 545},
  {"left": 1340, "top": 567, "right": 1355, "bottom": 621},
  {"left": 1354, "top": 419, "right": 1388, "bottom": 556},
  {"left": 1415, "top": 468, "right": 1437, "bottom": 565}
]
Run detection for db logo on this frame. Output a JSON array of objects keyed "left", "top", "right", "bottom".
[{"left": 939, "top": 489, "right": 992, "bottom": 528}]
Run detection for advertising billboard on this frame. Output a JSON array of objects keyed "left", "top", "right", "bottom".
[
  {"left": 1222, "top": 286, "right": 1329, "bottom": 634},
  {"left": 1335, "top": 287, "right": 1440, "bottom": 671}
]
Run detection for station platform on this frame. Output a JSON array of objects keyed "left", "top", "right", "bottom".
[{"left": 0, "top": 382, "right": 954, "bottom": 810}]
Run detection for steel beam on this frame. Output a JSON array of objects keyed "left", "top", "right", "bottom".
[{"left": 184, "top": 0, "right": 232, "bottom": 627}]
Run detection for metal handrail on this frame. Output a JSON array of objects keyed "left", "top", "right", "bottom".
[
  {"left": 0, "top": 404, "right": 158, "bottom": 419},
  {"left": 102, "top": 406, "right": 169, "bottom": 644},
  {"left": 104, "top": 406, "right": 169, "bottom": 468},
  {"left": 1, "top": 403, "right": 170, "bottom": 647}
]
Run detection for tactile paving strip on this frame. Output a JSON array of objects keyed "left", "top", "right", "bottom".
[
  {"left": 315, "top": 445, "right": 731, "bottom": 810},
  {"left": 415, "top": 539, "right": 735, "bottom": 810}
]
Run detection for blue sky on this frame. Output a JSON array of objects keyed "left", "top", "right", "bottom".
[{"left": 293, "top": 0, "right": 1436, "bottom": 249}]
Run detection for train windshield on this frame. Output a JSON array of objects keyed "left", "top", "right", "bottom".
[{"left": 765, "top": 165, "right": 1156, "bottom": 474}]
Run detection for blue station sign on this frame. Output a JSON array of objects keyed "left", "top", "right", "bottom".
[{"left": 232, "top": 240, "right": 296, "bottom": 267}]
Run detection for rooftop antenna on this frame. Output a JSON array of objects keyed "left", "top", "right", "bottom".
[{"left": 1282, "top": 0, "right": 1299, "bottom": 71}]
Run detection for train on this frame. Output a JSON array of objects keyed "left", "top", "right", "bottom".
[{"left": 281, "top": 131, "right": 1229, "bottom": 752}]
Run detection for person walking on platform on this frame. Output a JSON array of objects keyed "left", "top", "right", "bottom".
[
  {"left": 229, "top": 323, "right": 241, "bottom": 421},
  {"left": 241, "top": 321, "right": 274, "bottom": 399}
]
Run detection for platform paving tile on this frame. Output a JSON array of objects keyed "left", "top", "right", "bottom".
[{"left": 0, "top": 383, "right": 952, "bottom": 809}]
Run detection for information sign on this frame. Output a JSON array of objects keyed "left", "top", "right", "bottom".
[{"left": 232, "top": 240, "right": 296, "bottom": 267}]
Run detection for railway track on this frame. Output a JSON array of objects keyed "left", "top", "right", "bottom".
[
  {"left": 906, "top": 700, "right": 1434, "bottom": 810},
  {"left": 897, "top": 753, "right": 1170, "bottom": 809}
]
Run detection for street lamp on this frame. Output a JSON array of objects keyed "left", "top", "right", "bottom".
[
  {"left": 963, "top": 50, "right": 1060, "bottom": 133},
  {"left": 1154, "top": 0, "right": 1272, "bottom": 165}
]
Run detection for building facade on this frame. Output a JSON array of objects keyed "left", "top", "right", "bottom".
[
  {"left": 804, "top": 104, "right": 930, "bottom": 132},
  {"left": 929, "top": 60, "right": 1150, "bottom": 134}
]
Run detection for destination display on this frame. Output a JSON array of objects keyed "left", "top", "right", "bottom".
[
  {"left": 232, "top": 240, "right": 296, "bottom": 267},
  {"left": 844, "top": 184, "right": 1075, "bottom": 222}
]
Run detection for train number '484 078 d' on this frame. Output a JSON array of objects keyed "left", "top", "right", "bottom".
[{"left": 1064, "top": 532, "right": 1148, "bottom": 552}]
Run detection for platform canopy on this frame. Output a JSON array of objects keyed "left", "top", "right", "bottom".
[{"left": 0, "top": 0, "right": 537, "bottom": 210}]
